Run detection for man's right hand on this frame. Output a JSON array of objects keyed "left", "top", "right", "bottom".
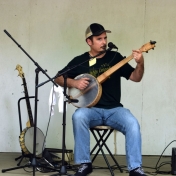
[
  {"left": 55, "top": 76, "right": 90, "bottom": 90},
  {"left": 74, "top": 77, "right": 90, "bottom": 90}
]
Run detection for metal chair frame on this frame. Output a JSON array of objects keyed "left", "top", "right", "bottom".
[{"left": 90, "top": 126, "right": 123, "bottom": 176}]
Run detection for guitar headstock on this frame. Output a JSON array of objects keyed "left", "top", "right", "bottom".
[
  {"left": 140, "top": 40, "right": 156, "bottom": 53},
  {"left": 16, "top": 64, "right": 24, "bottom": 78}
]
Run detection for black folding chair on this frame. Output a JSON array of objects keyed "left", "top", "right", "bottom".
[{"left": 90, "top": 126, "right": 123, "bottom": 176}]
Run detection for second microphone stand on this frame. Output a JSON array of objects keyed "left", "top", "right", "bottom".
[
  {"left": 49, "top": 47, "right": 113, "bottom": 176},
  {"left": 51, "top": 73, "right": 78, "bottom": 176},
  {"left": 2, "top": 30, "right": 59, "bottom": 176}
]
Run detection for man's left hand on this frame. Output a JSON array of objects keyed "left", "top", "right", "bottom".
[{"left": 132, "top": 49, "right": 144, "bottom": 64}]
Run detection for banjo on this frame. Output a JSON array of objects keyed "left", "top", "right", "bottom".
[
  {"left": 16, "top": 65, "right": 45, "bottom": 155},
  {"left": 69, "top": 41, "right": 156, "bottom": 108}
]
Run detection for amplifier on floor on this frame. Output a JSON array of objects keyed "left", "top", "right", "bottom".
[
  {"left": 45, "top": 148, "right": 73, "bottom": 162},
  {"left": 172, "top": 147, "right": 176, "bottom": 175}
]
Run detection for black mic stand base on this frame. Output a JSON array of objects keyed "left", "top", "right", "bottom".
[{"left": 2, "top": 157, "right": 60, "bottom": 174}]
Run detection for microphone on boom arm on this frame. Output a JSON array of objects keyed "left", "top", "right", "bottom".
[
  {"left": 98, "top": 42, "right": 118, "bottom": 56},
  {"left": 108, "top": 42, "right": 118, "bottom": 50}
]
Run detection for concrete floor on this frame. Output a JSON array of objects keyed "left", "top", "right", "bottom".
[{"left": 0, "top": 152, "right": 172, "bottom": 176}]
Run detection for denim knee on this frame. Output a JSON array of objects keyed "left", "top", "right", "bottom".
[
  {"left": 126, "top": 117, "right": 140, "bottom": 134},
  {"left": 72, "top": 108, "right": 89, "bottom": 126}
]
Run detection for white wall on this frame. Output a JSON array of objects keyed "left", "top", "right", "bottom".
[{"left": 0, "top": 0, "right": 175, "bottom": 156}]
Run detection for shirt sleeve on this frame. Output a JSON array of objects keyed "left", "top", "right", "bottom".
[
  {"left": 57, "top": 53, "right": 89, "bottom": 79},
  {"left": 58, "top": 58, "right": 79, "bottom": 79},
  {"left": 120, "top": 63, "right": 135, "bottom": 80}
]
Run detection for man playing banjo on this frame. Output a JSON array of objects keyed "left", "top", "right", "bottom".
[{"left": 55, "top": 23, "right": 145, "bottom": 176}]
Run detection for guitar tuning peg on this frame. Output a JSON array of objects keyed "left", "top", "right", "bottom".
[{"left": 146, "top": 51, "right": 148, "bottom": 53}]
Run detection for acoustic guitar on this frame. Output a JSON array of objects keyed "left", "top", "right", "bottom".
[
  {"left": 16, "top": 65, "right": 45, "bottom": 155},
  {"left": 69, "top": 41, "right": 156, "bottom": 108}
]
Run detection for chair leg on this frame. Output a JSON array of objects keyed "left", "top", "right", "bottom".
[
  {"left": 95, "top": 130, "right": 113, "bottom": 156},
  {"left": 90, "top": 130, "right": 108, "bottom": 158},
  {"left": 96, "top": 130, "right": 123, "bottom": 173},
  {"left": 91, "top": 129, "right": 109, "bottom": 162},
  {"left": 91, "top": 129, "right": 115, "bottom": 176}
]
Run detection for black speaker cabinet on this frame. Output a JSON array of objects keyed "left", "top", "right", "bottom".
[{"left": 172, "top": 147, "right": 176, "bottom": 175}]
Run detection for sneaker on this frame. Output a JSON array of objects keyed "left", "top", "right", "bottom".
[
  {"left": 71, "top": 163, "right": 93, "bottom": 176},
  {"left": 129, "top": 167, "right": 146, "bottom": 176}
]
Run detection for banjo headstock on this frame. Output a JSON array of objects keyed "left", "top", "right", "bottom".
[
  {"left": 140, "top": 40, "right": 156, "bottom": 53},
  {"left": 16, "top": 64, "right": 24, "bottom": 78}
]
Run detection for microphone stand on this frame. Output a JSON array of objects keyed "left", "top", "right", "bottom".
[
  {"left": 2, "top": 30, "right": 59, "bottom": 176},
  {"left": 44, "top": 48, "right": 113, "bottom": 176}
]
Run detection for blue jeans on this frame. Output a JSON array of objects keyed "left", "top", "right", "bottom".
[{"left": 72, "top": 107, "right": 142, "bottom": 171}]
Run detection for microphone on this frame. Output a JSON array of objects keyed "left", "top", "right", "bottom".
[
  {"left": 108, "top": 42, "right": 118, "bottom": 50},
  {"left": 89, "top": 43, "right": 115, "bottom": 59}
]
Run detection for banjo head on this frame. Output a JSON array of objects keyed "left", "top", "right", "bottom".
[
  {"left": 69, "top": 74, "right": 102, "bottom": 108},
  {"left": 19, "top": 127, "right": 45, "bottom": 155}
]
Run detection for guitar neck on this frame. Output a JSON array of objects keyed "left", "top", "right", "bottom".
[
  {"left": 22, "top": 77, "right": 34, "bottom": 127},
  {"left": 97, "top": 54, "right": 133, "bottom": 83}
]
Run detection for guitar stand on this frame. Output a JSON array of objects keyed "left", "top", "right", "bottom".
[
  {"left": 2, "top": 68, "right": 60, "bottom": 175},
  {"left": 14, "top": 96, "right": 35, "bottom": 166},
  {"left": 15, "top": 151, "right": 32, "bottom": 166}
]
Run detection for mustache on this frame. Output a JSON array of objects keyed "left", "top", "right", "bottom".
[{"left": 101, "top": 45, "right": 107, "bottom": 49}]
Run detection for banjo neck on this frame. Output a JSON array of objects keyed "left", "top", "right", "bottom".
[
  {"left": 97, "top": 54, "right": 133, "bottom": 83},
  {"left": 16, "top": 65, "right": 34, "bottom": 127},
  {"left": 97, "top": 41, "right": 156, "bottom": 84},
  {"left": 22, "top": 76, "right": 34, "bottom": 127}
]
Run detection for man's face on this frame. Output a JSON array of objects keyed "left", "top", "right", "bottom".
[{"left": 87, "top": 32, "right": 107, "bottom": 53}]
